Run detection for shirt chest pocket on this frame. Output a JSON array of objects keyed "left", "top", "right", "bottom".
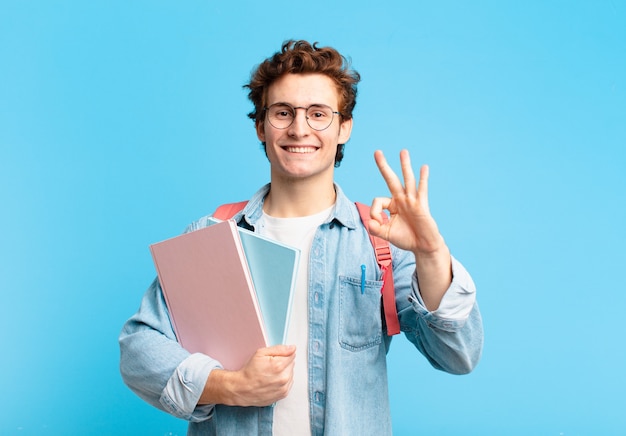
[{"left": 338, "top": 276, "right": 383, "bottom": 351}]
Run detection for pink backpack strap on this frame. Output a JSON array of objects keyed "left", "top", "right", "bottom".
[
  {"left": 355, "top": 202, "right": 400, "bottom": 336},
  {"left": 212, "top": 201, "right": 248, "bottom": 220}
]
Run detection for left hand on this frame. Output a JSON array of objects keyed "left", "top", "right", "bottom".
[
  {"left": 369, "top": 149, "right": 446, "bottom": 256},
  {"left": 369, "top": 149, "right": 453, "bottom": 311}
]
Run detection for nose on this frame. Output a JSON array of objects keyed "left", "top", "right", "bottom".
[{"left": 288, "top": 107, "right": 310, "bottom": 137}]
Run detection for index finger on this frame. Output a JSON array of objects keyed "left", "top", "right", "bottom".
[
  {"left": 262, "top": 345, "right": 296, "bottom": 357},
  {"left": 374, "top": 150, "right": 404, "bottom": 196}
]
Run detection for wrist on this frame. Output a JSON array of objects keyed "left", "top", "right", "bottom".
[
  {"left": 199, "top": 368, "right": 239, "bottom": 406},
  {"left": 412, "top": 237, "right": 449, "bottom": 261}
]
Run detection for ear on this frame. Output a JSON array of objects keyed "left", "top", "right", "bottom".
[
  {"left": 338, "top": 117, "right": 353, "bottom": 144},
  {"left": 256, "top": 120, "right": 266, "bottom": 142}
]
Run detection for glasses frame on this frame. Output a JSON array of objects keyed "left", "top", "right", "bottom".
[{"left": 263, "top": 103, "right": 343, "bottom": 131}]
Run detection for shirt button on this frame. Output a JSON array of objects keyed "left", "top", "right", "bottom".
[{"left": 314, "top": 292, "right": 319, "bottom": 303}]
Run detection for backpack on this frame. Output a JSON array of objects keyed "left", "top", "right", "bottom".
[{"left": 212, "top": 201, "right": 401, "bottom": 336}]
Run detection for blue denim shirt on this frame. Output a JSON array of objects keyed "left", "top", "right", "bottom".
[{"left": 119, "top": 184, "right": 483, "bottom": 435}]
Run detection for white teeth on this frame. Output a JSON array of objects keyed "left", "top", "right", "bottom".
[{"left": 285, "top": 146, "right": 317, "bottom": 153}]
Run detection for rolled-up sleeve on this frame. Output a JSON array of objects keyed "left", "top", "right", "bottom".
[
  {"left": 410, "top": 255, "right": 476, "bottom": 326},
  {"left": 161, "top": 353, "right": 221, "bottom": 422},
  {"left": 397, "top": 253, "right": 484, "bottom": 375},
  {"left": 119, "top": 278, "right": 221, "bottom": 422}
]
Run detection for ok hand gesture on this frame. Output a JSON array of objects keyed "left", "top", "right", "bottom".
[{"left": 368, "top": 149, "right": 452, "bottom": 310}]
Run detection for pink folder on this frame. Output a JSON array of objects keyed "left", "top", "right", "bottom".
[{"left": 150, "top": 220, "right": 268, "bottom": 370}]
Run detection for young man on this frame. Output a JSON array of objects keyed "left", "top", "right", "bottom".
[{"left": 119, "top": 40, "right": 483, "bottom": 435}]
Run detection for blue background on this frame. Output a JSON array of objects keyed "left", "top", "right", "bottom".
[{"left": 1, "top": 1, "right": 624, "bottom": 434}]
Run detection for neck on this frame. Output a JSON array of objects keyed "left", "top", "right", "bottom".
[{"left": 264, "top": 177, "right": 336, "bottom": 218}]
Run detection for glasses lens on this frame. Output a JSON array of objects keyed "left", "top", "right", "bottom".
[
  {"left": 306, "top": 105, "right": 334, "bottom": 130},
  {"left": 267, "top": 104, "right": 294, "bottom": 129}
]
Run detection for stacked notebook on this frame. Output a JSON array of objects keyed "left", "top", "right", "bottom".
[{"left": 150, "top": 219, "right": 299, "bottom": 370}]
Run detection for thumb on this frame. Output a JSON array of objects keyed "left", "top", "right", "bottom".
[
  {"left": 368, "top": 197, "right": 392, "bottom": 240},
  {"left": 367, "top": 218, "right": 387, "bottom": 240}
]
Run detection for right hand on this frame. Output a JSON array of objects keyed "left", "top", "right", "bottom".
[{"left": 200, "top": 345, "right": 296, "bottom": 407}]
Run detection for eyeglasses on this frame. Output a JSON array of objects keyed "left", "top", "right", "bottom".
[{"left": 263, "top": 103, "right": 342, "bottom": 131}]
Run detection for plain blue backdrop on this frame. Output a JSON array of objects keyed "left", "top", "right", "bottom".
[{"left": 1, "top": 1, "right": 624, "bottom": 434}]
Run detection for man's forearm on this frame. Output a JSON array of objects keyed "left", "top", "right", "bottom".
[{"left": 413, "top": 244, "right": 452, "bottom": 311}]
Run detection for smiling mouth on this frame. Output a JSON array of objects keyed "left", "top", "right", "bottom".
[{"left": 283, "top": 146, "right": 318, "bottom": 154}]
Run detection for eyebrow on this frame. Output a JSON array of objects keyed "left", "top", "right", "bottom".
[{"left": 269, "top": 102, "right": 330, "bottom": 107}]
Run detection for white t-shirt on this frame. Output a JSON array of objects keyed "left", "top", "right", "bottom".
[{"left": 257, "top": 206, "right": 333, "bottom": 436}]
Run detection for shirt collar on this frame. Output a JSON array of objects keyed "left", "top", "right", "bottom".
[{"left": 240, "top": 183, "right": 360, "bottom": 231}]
